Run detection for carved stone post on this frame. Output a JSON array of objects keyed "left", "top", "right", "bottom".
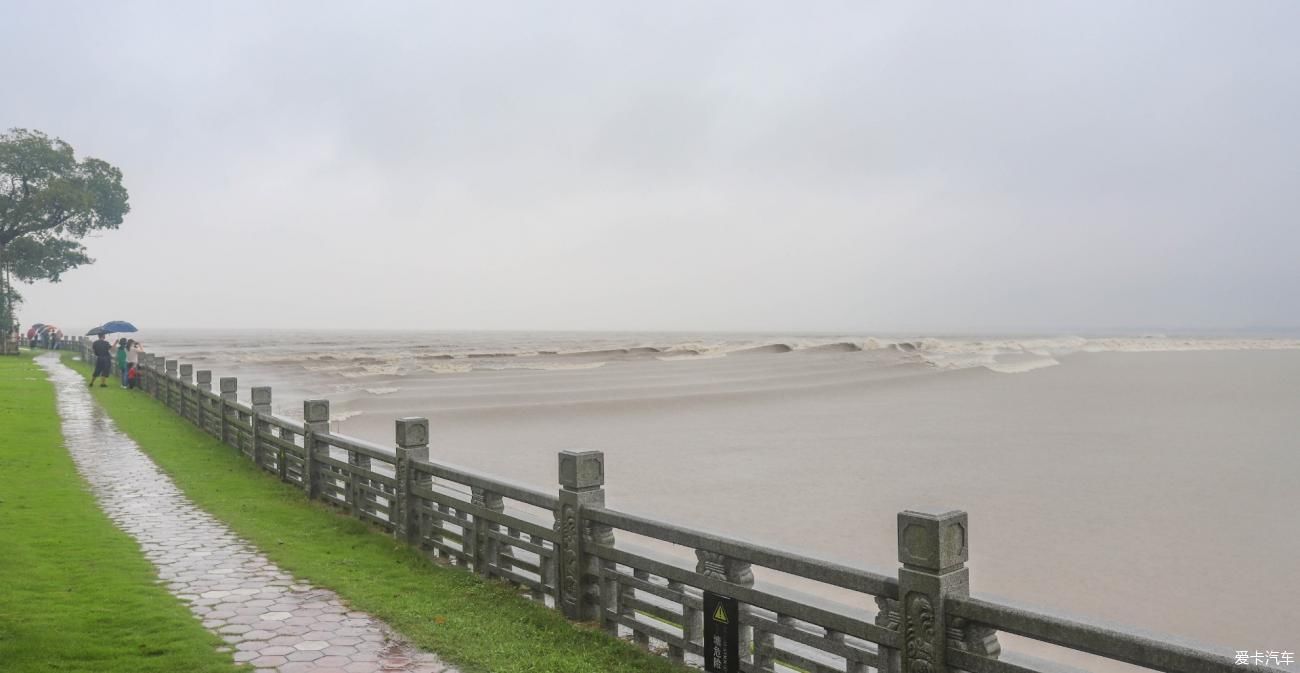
[
  {"left": 891, "top": 509, "right": 998, "bottom": 673},
  {"left": 164, "top": 359, "right": 178, "bottom": 410},
  {"left": 196, "top": 371, "right": 212, "bottom": 432},
  {"left": 696, "top": 550, "right": 755, "bottom": 663},
  {"left": 556, "top": 450, "right": 608, "bottom": 623},
  {"left": 178, "top": 364, "right": 194, "bottom": 422},
  {"left": 219, "top": 377, "right": 237, "bottom": 447},
  {"left": 394, "top": 417, "right": 430, "bottom": 546},
  {"left": 152, "top": 355, "right": 164, "bottom": 397},
  {"left": 303, "top": 400, "right": 330, "bottom": 499},
  {"left": 250, "top": 387, "right": 271, "bottom": 470}
]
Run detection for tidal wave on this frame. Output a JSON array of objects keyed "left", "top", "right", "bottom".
[{"left": 142, "top": 331, "right": 1300, "bottom": 381}]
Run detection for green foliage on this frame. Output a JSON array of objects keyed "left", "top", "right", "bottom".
[
  {"left": 0, "top": 128, "right": 130, "bottom": 331},
  {"left": 6, "top": 235, "right": 92, "bottom": 283},
  {"left": 64, "top": 353, "right": 686, "bottom": 673},
  {"left": 0, "top": 354, "right": 246, "bottom": 673}
]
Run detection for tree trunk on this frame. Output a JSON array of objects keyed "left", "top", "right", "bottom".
[{"left": 0, "top": 242, "right": 12, "bottom": 355}]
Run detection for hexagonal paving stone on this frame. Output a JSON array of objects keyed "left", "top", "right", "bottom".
[
  {"left": 294, "top": 640, "right": 330, "bottom": 651},
  {"left": 287, "top": 649, "right": 324, "bottom": 662}
]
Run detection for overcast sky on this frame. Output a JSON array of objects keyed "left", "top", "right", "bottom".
[{"left": 3, "top": 1, "right": 1297, "bottom": 333}]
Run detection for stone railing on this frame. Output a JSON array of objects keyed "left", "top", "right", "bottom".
[{"left": 72, "top": 340, "right": 1248, "bottom": 673}]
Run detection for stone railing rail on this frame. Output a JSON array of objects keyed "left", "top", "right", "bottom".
[{"left": 69, "top": 337, "right": 1248, "bottom": 673}]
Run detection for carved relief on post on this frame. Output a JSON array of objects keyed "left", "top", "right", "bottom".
[
  {"left": 904, "top": 592, "right": 937, "bottom": 673},
  {"left": 894, "top": 509, "right": 998, "bottom": 673},
  {"left": 559, "top": 503, "right": 579, "bottom": 607},
  {"left": 556, "top": 450, "right": 606, "bottom": 622}
]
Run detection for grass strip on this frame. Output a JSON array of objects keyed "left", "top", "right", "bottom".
[
  {"left": 0, "top": 352, "right": 245, "bottom": 673},
  {"left": 62, "top": 353, "right": 681, "bottom": 673}
]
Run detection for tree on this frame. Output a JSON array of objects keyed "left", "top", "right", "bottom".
[{"left": 0, "top": 129, "right": 129, "bottom": 350}]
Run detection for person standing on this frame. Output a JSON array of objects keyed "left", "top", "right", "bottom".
[
  {"left": 90, "top": 334, "right": 112, "bottom": 387},
  {"left": 116, "top": 338, "right": 130, "bottom": 388},
  {"left": 125, "top": 339, "right": 141, "bottom": 389}
]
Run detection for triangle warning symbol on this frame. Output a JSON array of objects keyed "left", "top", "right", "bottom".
[{"left": 713, "top": 603, "right": 729, "bottom": 623}]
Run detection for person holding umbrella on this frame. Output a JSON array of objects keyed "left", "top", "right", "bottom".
[
  {"left": 89, "top": 332, "right": 112, "bottom": 387},
  {"left": 84, "top": 322, "right": 138, "bottom": 386}
]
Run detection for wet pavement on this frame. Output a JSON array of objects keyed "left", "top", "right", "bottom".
[{"left": 38, "top": 355, "right": 458, "bottom": 673}]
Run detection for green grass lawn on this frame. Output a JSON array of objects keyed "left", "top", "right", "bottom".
[
  {"left": 62, "top": 353, "right": 682, "bottom": 673},
  {"left": 0, "top": 352, "right": 246, "bottom": 673}
]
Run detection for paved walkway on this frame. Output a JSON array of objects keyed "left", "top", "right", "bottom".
[{"left": 39, "top": 355, "right": 457, "bottom": 673}]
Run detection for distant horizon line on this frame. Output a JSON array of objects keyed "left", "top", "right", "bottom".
[{"left": 50, "top": 325, "right": 1300, "bottom": 337}]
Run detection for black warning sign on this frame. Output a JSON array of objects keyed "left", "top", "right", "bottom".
[{"left": 703, "top": 591, "right": 739, "bottom": 673}]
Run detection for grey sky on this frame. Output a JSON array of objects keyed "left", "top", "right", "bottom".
[{"left": 4, "top": 1, "right": 1298, "bottom": 333}]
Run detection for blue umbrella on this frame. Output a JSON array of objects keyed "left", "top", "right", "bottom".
[{"left": 98, "top": 320, "right": 138, "bottom": 334}]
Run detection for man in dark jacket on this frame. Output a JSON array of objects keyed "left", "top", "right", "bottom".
[{"left": 90, "top": 334, "right": 112, "bottom": 387}]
